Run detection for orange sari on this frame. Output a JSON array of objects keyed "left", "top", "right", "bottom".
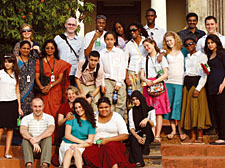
[{"left": 35, "top": 57, "right": 71, "bottom": 118}]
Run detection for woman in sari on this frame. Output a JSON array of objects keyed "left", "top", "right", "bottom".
[
  {"left": 35, "top": 39, "right": 71, "bottom": 119},
  {"left": 18, "top": 40, "right": 39, "bottom": 116}
]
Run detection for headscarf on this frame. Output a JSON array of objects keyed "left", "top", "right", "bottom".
[{"left": 131, "top": 90, "right": 154, "bottom": 130}]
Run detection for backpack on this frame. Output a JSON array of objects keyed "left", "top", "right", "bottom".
[{"left": 81, "top": 59, "right": 100, "bottom": 79}]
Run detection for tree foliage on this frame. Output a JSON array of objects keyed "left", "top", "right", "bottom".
[{"left": 0, "top": 0, "right": 95, "bottom": 56}]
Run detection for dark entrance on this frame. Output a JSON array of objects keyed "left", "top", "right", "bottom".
[{"left": 97, "top": 1, "right": 141, "bottom": 31}]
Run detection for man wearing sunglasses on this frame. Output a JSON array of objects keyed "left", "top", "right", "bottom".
[
  {"left": 84, "top": 15, "right": 107, "bottom": 57},
  {"left": 54, "top": 17, "right": 84, "bottom": 86},
  {"left": 178, "top": 13, "right": 205, "bottom": 44},
  {"left": 144, "top": 8, "right": 165, "bottom": 49},
  {"left": 196, "top": 16, "right": 225, "bottom": 53}
]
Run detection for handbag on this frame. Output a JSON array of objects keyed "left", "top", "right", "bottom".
[
  {"left": 145, "top": 56, "right": 165, "bottom": 96},
  {"left": 34, "top": 58, "right": 50, "bottom": 94}
]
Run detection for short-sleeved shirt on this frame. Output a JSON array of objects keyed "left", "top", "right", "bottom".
[
  {"left": 141, "top": 54, "right": 169, "bottom": 78},
  {"left": 21, "top": 112, "right": 55, "bottom": 137},
  {"left": 178, "top": 27, "right": 205, "bottom": 44},
  {"left": 75, "top": 59, "right": 104, "bottom": 87},
  {"left": 58, "top": 102, "right": 72, "bottom": 116},
  {"left": 0, "top": 69, "right": 17, "bottom": 101},
  {"left": 54, "top": 33, "right": 84, "bottom": 76},
  {"left": 144, "top": 24, "right": 165, "bottom": 49},
  {"left": 63, "top": 115, "right": 96, "bottom": 144},
  {"left": 94, "top": 112, "right": 128, "bottom": 142},
  {"left": 84, "top": 30, "right": 106, "bottom": 52}
]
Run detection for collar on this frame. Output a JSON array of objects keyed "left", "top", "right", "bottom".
[
  {"left": 187, "top": 50, "right": 201, "bottom": 58},
  {"left": 185, "top": 27, "right": 203, "bottom": 34},
  {"left": 105, "top": 46, "right": 117, "bottom": 53},
  {"left": 144, "top": 24, "right": 160, "bottom": 30},
  {"left": 32, "top": 112, "right": 45, "bottom": 121},
  {"left": 65, "top": 32, "right": 77, "bottom": 40},
  {"left": 85, "top": 62, "right": 98, "bottom": 72}
]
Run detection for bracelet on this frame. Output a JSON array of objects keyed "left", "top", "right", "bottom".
[{"left": 50, "top": 84, "right": 53, "bottom": 88}]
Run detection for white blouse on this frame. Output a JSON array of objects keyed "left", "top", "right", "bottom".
[
  {"left": 165, "top": 51, "right": 184, "bottom": 85},
  {"left": 0, "top": 69, "right": 17, "bottom": 101},
  {"left": 125, "top": 37, "right": 148, "bottom": 74},
  {"left": 184, "top": 51, "right": 208, "bottom": 91},
  {"left": 94, "top": 112, "right": 128, "bottom": 142}
]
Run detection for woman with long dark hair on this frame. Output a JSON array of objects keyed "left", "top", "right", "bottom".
[
  {"left": 18, "top": 40, "right": 39, "bottom": 116},
  {"left": 112, "top": 21, "right": 128, "bottom": 51},
  {"left": 129, "top": 90, "right": 155, "bottom": 167},
  {"left": 35, "top": 39, "right": 71, "bottom": 119},
  {"left": 204, "top": 34, "right": 225, "bottom": 144},
  {"left": 125, "top": 22, "right": 149, "bottom": 91},
  {"left": 59, "top": 97, "right": 96, "bottom": 168},
  {"left": 0, "top": 54, "right": 23, "bottom": 158}
]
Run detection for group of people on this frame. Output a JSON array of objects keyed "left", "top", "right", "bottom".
[{"left": 1, "top": 7, "right": 225, "bottom": 168}]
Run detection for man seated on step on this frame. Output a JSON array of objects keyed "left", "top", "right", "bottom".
[
  {"left": 75, "top": 50, "right": 104, "bottom": 112},
  {"left": 20, "top": 97, "right": 55, "bottom": 168}
]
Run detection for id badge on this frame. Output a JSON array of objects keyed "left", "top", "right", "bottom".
[
  {"left": 51, "top": 75, "right": 55, "bottom": 82},
  {"left": 27, "top": 75, "right": 31, "bottom": 83}
]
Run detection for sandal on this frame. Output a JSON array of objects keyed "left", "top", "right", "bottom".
[
  {"left": 4, "top": 154, "right": 12, "bottom": 159},
  {"left": 154, "top": 137, "right": 161, "bottom": 143},
  {"left": 194, "top": 137, "right": 204, "bottom": 144},
  {"left": 179, "top": 134, "right": 187, "bottom": 141},
  {"left": 136, "top": 162, "right": 142, "bottom": 167},
  {"left": 167, "top": 132, "right": 176, "bottom": 140}
]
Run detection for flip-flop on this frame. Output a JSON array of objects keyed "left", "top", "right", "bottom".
[
  {"left": 179, "top": 134, "right": 187, "bottom": 141},
  {"left": 167, "top": 132, "right": 176, "bottom": 140}
]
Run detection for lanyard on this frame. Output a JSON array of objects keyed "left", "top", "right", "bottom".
[
  {"left": 20, "top": 56, "right": 29, "bottom": 74},
  {"left": 46, "top": 57, "right": 55, "bottom": 74}
]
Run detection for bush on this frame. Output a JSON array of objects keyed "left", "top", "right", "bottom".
[{"left": 0, "top": 0, "right": 95, "bottom": 58}]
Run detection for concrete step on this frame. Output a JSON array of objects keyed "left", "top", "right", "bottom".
[
  {"left": 162, "top": 156, "right": 225, "bottom": 168},
  {"left": 161, "top": 144, "right": 225, "bottom": 157}
]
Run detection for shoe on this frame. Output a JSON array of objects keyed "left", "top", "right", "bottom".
[
  {"left": 4, "top": 154, "right": 12, "bottom": 159},
  {"left": 51, "top": 153, "right": 60, "bottom": 167},
  {"left": 41, "top": 163, "right": 49, "bottom": 168},
  {"left": 136, "top": 162, "right": 142, "bottom": 167}
]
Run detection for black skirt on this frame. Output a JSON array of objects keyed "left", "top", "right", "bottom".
[{"left": 0, "top": 100, "right": 18, "bottom": 128}]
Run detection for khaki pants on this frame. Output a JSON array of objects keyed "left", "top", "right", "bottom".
[
  {"left": 22, "top": 136, "right": 52, "bottom": 166},
  {"left": 81, "top": 84, "right": 100, "bottom": 112},
  {"left": 104, "top": 79, "right": 126, "bottom": 117}
]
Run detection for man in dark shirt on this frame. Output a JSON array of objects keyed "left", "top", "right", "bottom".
[{"left": 178, "top": 13, "right": 205, "bottom": 44}]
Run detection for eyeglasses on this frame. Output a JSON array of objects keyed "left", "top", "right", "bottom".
[
  {"left": 129, "top": 28, "right": 138, "bottom": 33},
  {"left": 185, "top": 42, "right": 195, "bottom": 47},
  {"left": 21, "top": 29, "right": 32, "bottom": 33},
  {"left": 96, "top": 15, "right": 107, "bottom": 20},
  {"left": 67, "top": 23, "right": 76, "bottom": 27}
]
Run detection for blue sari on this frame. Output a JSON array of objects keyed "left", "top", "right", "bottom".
[{"left": 18, "top": 50, "right": 39, "bottom": 116}]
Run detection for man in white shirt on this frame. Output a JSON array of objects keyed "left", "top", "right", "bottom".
[
  {"left": 84, "top": 15, "right": 107, "bottom": 57},
  {"left": 144, "top": 8, "right": 165, "bottom": 49},
  {"left": 54, "top": 17, "right": 84, "bottom": 86},
  {"left": 197, "top": 16, "right": 225, "bottom": 53},
  {"left": 20, "top": 97, "right": 55, "bottom": 168}
]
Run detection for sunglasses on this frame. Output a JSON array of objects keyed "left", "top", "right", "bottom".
[
  {"left": 21, "top": 29, "right": 32, "bottom": 33},
  {"left": 96, "top": 15, "right": 107, "bottom": 20},
  {"left": 185, "top": 42, "right": 195, "bottom": 47},
  {"left": 129, "top": 28, "right": 138, "bottom": 33}
]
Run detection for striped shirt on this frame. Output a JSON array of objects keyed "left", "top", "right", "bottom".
[{"left": 21, "top": 113, "right": 55, "bottom": 137}]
